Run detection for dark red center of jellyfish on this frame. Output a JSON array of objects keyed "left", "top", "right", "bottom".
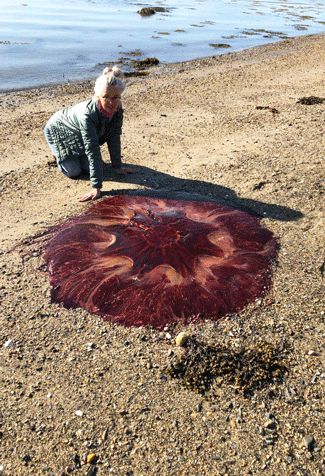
[{"left": 42, "top": 195, "right": 278, "bottom": 329}]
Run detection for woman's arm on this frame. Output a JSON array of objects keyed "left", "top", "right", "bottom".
[
  {"left": 106, "top": 109, "right": 123, "bottom": 169},
  {"left": 105, "top": 110, "right": 136, "bottom": 175},
  {"left": 79, "top": 109, "right": 104, "bottom": 189}
]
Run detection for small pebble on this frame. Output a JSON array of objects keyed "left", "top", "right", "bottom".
[
  {"left": 102, "top": 428, "right": 109, "bottom": 441},
  {"left": 86, "top": 453, "right": 96, "bottom": 464},
  {"left": 303, "top": 435, "right": 315, "bottom": 451},
  {"left": 230, "top": 419, "right": 236, "bottom": 428},
  {"left": 258, "top": 426, "right": 265, "bottom": 436},
  {"left": 87, "top": 465, "right": 97, "bottom": 476},
  {"left": 264, "top": 419, "right": 276, "bottom": 429},
  {"left": 76, "top": 410, "right": 83, "bottom": 417},
  {"left": 175, "top": 332, "right": 189, "bottom": 347},
  {"left": 265, "top": 438, "right": 274, "bottom": 445},
  {"left": 4, "top": 339, "right": 13, "bottom": 349},
  {"left": 266, "top": 428, "right": 277, "bottom": 435},
  {"left": 172, "top": 420, "right": 179, "bottom": 429},
  {"left": 74, "top": 454, "right": 81, "bottom": 468}
]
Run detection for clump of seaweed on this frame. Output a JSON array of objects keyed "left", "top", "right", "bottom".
[
  {"left": 137, "top": 7, "right": 167, "bottom": 17},
  {"left": 131, "top": 57, "right": 160, "bottom": 69},
  {"left": 165, "top": 336, "right": 287, "bottom": 396},
  {"left": 256, "top": 105, "right": 279, "bottom": 114},
  {"left": 241, "top": 29, "right": 287, "bottom": 39},
  {"left": 297, "top": 96, "right": 325, "bottom": 105},
  {"left": 124, "top": 71, "right": 150, "bottom": 77},
  {"left": 209, "top": 43, "right": 231, "bottom": 49}
]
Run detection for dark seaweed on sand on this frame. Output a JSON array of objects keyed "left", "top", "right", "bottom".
[
  {"left": 297, "top": 96, "right": 325, "bottom": 105},
  {"left": 165, "top": 337, "right": 287, "bottom": 396}
]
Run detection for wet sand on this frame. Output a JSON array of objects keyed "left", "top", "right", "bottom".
[{"left": 0, "top": 34, "right": 324, "bottom": 475}]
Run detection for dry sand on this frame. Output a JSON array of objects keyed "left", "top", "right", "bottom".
[{"left": 0, "top": 34, "right": 324, "bottom": 475}]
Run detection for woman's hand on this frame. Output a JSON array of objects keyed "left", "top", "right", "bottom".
[
  {"left": 79, "top": 188, "right": 101, "bottom": 202},
  {"left": 115, "top": 167, "right": 136, "bottom": 175}
]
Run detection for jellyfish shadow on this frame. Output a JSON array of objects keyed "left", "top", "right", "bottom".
[{"left": 97, "top": 162, "right": 303, "bottom": 222}]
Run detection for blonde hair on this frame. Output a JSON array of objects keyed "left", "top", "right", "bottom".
[{"left": 94, "top": 66, "right": 126, "bottom": 97}]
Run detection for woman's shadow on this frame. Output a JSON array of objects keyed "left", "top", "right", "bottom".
[{"left": 95, "top": 163, "right": 303, "bottom": 221}]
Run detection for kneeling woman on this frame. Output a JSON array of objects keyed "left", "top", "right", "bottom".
[{"left": 44, "top": 66, "right": 134, "bottom": 202}]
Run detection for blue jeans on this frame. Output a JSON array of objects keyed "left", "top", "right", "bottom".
[{"left": 44, "top": 123, "right": 89, "bottom": 177}]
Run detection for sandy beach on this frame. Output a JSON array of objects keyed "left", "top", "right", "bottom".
[{"left": 0, "top": 33, "right": 324, "bottom": 475}]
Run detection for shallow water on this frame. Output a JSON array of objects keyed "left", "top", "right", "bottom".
[{"left": 0, "top": 0, "right": 324, "bottom": 91}]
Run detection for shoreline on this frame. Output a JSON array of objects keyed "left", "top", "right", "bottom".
[
  {"left": 0, "top": 32, "right": 325, "bottom": 475},
  {"left": 0, "top": 32, "right": 323, "bottom": 96}
]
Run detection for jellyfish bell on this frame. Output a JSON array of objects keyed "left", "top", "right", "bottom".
[{"left": 42, "top": 195, "right": 278, "bottom": 329}]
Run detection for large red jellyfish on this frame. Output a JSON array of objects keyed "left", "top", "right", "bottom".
[{"left": 42, "top": 195, "right": 278, "bottom": 328}]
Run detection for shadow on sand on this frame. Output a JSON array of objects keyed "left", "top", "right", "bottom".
[{"left": 89, "top": 163, "right": 304, "bottom": 222}]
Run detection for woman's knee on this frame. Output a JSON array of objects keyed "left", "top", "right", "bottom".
[{"left": 58, "top": 160, "right": 82, "bottom": 178}]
